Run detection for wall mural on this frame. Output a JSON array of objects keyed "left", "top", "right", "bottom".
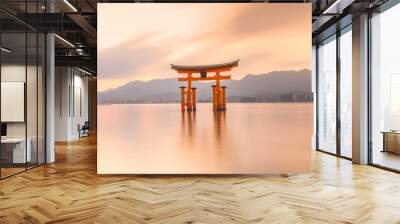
[{"left": 97, "top": 3, "right": 312, "bottom": 174}]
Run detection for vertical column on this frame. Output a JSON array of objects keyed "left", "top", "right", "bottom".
[
  {"left": 221, "top": 86, "right": 227, "bottom": 110},
  {"left": 180, "top": 86, "right": 186, "bottom": 111},
  {"left": 46, "top": 0, "right": 56, "bottom": 163},
  {"left": 192, "top": 87, "right": 197, "bottom": 111},
  {"left": 187, "top": 74, "right": 192, "bottom": 111},
  {"left": 352, "top": 14, "right": 369, "bottom": 164},
  {"left": 212, "top": 85, "right": 217, "bottom": 111},
  {"left": 88, "top": 77, "right": 97, "bottom": 131}
]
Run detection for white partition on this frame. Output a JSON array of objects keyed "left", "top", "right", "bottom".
[{"left": 1, "top": 82, "right": 25, "bottom": 122}]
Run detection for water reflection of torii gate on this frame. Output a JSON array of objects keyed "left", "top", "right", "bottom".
[{"left": 171, "top": 60, "right": 239, "bottom": 111}]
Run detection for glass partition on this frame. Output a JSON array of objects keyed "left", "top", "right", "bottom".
[
  {"left": 371, "top": 3, "right": 400, "bottom": 171},
  {"left": 0, "top": 2, "right": 46, "bottom": 179},
  {"left": 317, "top": 35, "right": 337, "bottom": 154},
  {"left": 1, "top": 31, "right": 28, "bottom": 177}
]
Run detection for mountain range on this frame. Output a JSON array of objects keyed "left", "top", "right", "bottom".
[{"left": 98, "top": 69, "right": 312, "bottom": 104}]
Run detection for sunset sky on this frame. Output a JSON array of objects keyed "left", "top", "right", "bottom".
[{"left": 98, "top": 3, "right": 311, "bottom": 91}]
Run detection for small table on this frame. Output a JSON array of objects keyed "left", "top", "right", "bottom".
[
  {"left": 1, "top": 138, "right": 31, "bottom": 164},
  {"left": 381, "top": 131, "right": 400, "bottom": 154}
]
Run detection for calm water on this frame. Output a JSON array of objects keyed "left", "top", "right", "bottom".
[{"left": 98, "top": 103, "right": 313, "bottom": 174}]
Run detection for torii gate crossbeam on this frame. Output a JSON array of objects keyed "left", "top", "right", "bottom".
[{"left": 171, "top": 60, "right": 239, "bottom": 112}]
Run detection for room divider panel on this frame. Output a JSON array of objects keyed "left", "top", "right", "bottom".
[{"left": 0, "top": 0, "right": 46, "bottom": 179}]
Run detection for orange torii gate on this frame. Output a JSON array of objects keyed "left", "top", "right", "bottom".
[{"left": 171, "top": 60, "right": 239, "bottom": 111}]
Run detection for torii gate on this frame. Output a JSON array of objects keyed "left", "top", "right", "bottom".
[{"left": 171, "top": 60, "right": 239, "bottom": 111}]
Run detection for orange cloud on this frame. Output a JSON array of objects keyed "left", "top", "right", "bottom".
[{"left": 98, "top": 3, "right": 311, "bottom": 91}]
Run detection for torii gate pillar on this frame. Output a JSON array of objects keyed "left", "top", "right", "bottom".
[
  {"left": 192, "top": 87, "right": 197, "bottom": 111},
  {"left": 221, "top": 86, "right": 227, "bottom": 110},
  {"left": 211, "top": 85, "right": 217, "bottom": 111},
  {"left": 180, "top": 86, "right": 186, "bottom": 111}
]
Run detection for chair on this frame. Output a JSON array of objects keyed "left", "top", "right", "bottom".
[{"left": 79, "top": 121, "right": 90, "bottom": 138}]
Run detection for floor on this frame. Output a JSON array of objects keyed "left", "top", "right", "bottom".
[
  {"left": 0, "top": 135, "right": 399, "bottom": 223},
  {"left": 1, "top": 163, "right": 42, "bottom": 178},
  {"left": 373, "top": 150, "right": 400, "bottom": 171},
  {"left": 0, "top": 167, "right": 25, "bottom": 178}
]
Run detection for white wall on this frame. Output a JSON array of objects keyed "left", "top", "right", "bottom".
[
  {"left": 55, "top": 66, "right": 70, "bottom": 141},
  {"left": 55, "top": 67, "right": 89, "bottom": 141},
  {"left": 69, "top": 73, "right": 89, "bottom": 138}
]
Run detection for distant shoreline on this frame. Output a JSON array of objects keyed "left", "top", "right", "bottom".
[{"left": 99, "top": 101, "right": 314, "bottom": 106}]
